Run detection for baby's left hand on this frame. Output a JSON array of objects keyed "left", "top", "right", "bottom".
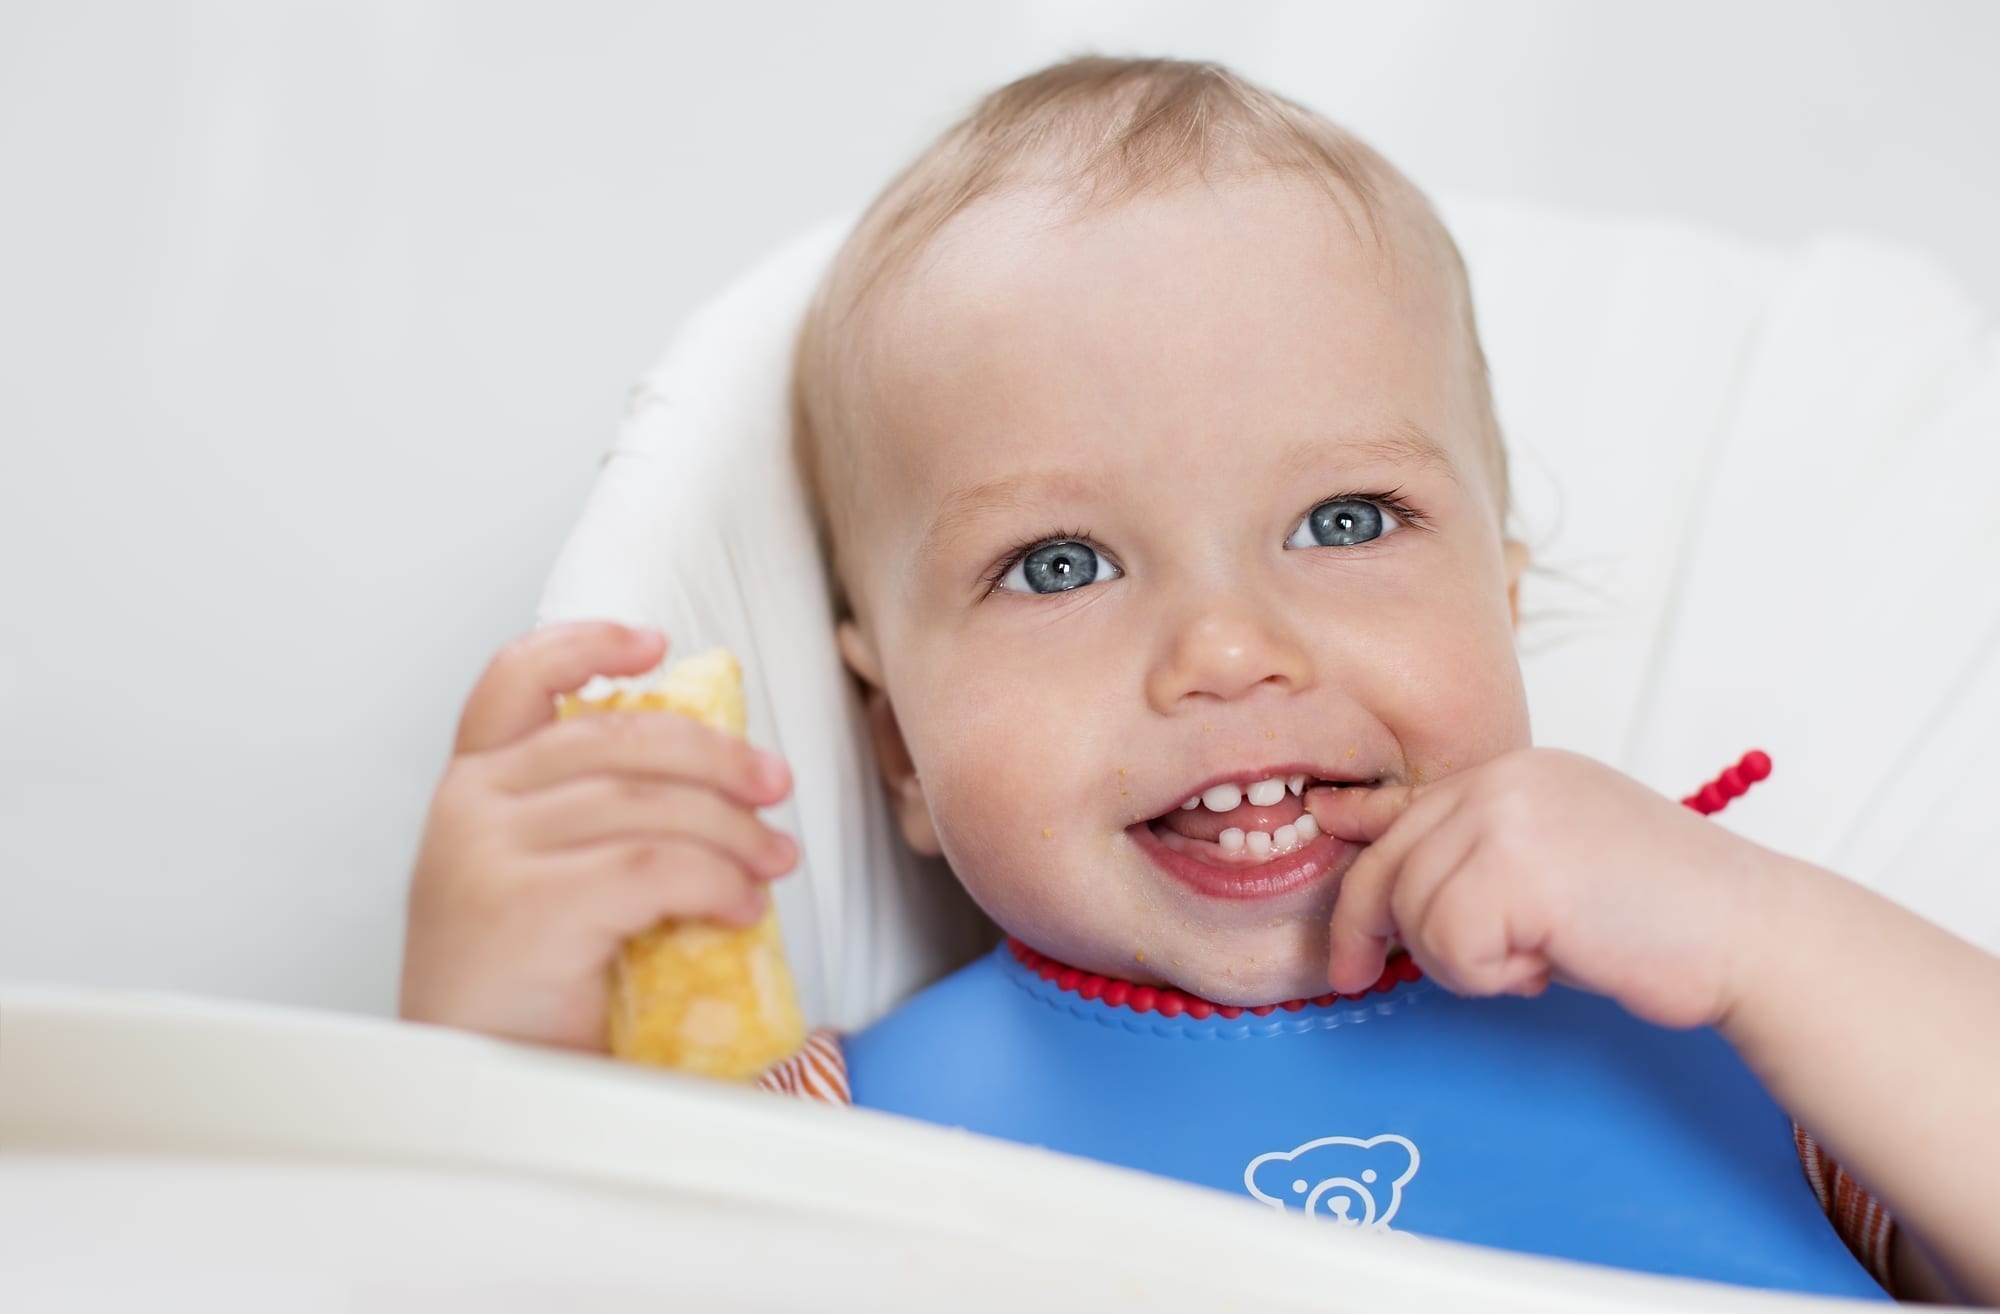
[{"left": 1307, "top": 748, "right": 1776, "bottom": 1030}]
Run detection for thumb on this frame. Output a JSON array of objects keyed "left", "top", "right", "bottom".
[
  {"left": 454, "top": 621, "right": 667, "bottom": 755},
  {"left": 1305, "top": 781, "right": 1416, "bottom": 845}
]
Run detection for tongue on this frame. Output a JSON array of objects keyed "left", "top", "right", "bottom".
[{"left": 1156, "top": 794, "right": 1308, "bottom": 842}]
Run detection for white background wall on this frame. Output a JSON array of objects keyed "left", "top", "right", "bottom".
[{"left": 3, "top": 0, "right": 1996, "bottom": 1017}]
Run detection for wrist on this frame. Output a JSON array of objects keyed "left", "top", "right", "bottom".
[{"left": 1709, "top": 843, "right": 1818, "bottom": 1043}]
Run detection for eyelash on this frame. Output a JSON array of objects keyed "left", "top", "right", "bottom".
[
  {"left": 979, "top": 491, "right": 1428, "bottom": 597},
  {"left": 1326, "top": 488, "right": 1428, "bottom": 532},
  {"left": 982, "top": 525, "right": 1097, "bottom": 597}
]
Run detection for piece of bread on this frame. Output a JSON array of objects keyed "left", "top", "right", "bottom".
[{"left": 557, "top": 648, "right": 806, "bottom": 1079}]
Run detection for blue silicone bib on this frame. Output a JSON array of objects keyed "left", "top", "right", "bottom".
[{"left": 847, "top": 944, "right": 1883, "bottom": 1299}]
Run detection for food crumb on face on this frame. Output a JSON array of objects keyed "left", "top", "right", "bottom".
[
  {"left": 1346, "top": 746, "right": 1357, "bottom": 759},
  {"left": 1265, "top": 730, "right": 1276, "bottom": 739},
  {"left": 1117, "top": 767, "right": 1127, "bottom": 776},
  {"left": 1041, "top": 827, "right": 1053, "bottom": 838},
  {"left": 1134, "top": 951, "right": 1147, "bottom": 964},
  {"left": 1202, "top": 724, "right": 1213, "bottom": 733}
]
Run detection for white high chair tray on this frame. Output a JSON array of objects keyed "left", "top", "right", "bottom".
[{"left": 0, "top": 985, "right": 1914, "bottom": 1313}]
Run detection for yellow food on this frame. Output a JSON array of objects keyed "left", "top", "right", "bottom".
[{"left": 557, "top": 647, "right": 805, "bottom": 1079}]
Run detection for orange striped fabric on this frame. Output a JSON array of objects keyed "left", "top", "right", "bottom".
[
  {"left": 757, "top": 1034, "right": 1895, "bottom": 1292},
  {"left": 1795, "top": 1124, "right": 1896, "bottom": 1293},
  {"left": 754, "top": 1026, "right": 853, "bottom": 1105}
]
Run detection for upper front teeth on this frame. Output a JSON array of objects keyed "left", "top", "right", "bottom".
[
  {"left": 1187, "top": 776, "right": 1302, "bottom": 814},
  {"left": 1200, "top": 782, "right": 1243, "bottom": 812},
  {"left": 1245, "top": 778, "right": 1287, "bottom": 807}
]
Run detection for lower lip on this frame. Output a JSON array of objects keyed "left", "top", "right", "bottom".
[{"left": 1126, "top": 819, "right": 1356, "bottom": 902}]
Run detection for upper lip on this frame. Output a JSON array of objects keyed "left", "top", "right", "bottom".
[{"left": 1140, "top": 762, "right": 1380, "bottom": 821}]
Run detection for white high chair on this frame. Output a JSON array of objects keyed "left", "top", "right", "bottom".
[{"left": 5, "top": 198, "right": 1996, "bottom": 1312}]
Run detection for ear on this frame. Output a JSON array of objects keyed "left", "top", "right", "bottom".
[
  {"left": 836, "top": 619, "right": 942, "bottom": 857},
  {"left": 1502, "top": 538, "right": 1530, "bottom": 633}
]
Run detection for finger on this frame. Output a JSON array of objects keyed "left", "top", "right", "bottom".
[
  {"left": 1315, "top": 782, "right": 1443, "bottom": 923},
  {"left": 576, "top": 836, "right": 768, "bottom": 932},
  {"left": 1403, "top": 843, "right": 1549, "bottom": 998},
  {"left": 1326, "top": 845, "right": 1398, "bottom": 994},
  {"left": 518, "top": 778, "right": 798, "bottom": 880},
  {"left": 1306, "top": 782, "right": 1417, "bottom": 845},
  {"left": 1323, "top": 787, "right": 1451, "bottom": 993},
  {"left": 1388, "top": 822, "right": 1483, "bottom": 982},
  {"left": 494, "top": 710, "right": 789, "bottom": 809},
  {"left": 456, "top": 622, "right": 668, "bottom": 755}
]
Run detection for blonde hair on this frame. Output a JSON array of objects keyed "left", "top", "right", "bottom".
[{"left": 793, "top": 56, "right": 1507, "bottom": 619}]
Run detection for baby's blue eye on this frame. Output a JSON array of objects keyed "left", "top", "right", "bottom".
[
  {"left": 1285, "top": 498, "right": 1401, "bottom": 550},
  {"left": 998, "top": 539, "right": 1122, "bottom": 595}
]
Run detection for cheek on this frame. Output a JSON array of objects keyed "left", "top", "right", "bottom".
[
  {"left": 1331, "top": 562, "right": 1532, "bottom": 768},
  {"left": 894, "top": 638, "right": 1118, "bottom": 873}
]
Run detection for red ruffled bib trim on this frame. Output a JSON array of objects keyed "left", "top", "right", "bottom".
[{"left": 1005, "top": 937, "right": 1422, "bottom": 1021}]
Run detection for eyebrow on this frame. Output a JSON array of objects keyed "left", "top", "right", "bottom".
[
  {"left": 918, "top": 467, "right": 1102, "bottom": 565},
  {"left": 918, "top": 420, "right": 1460, "bottom": 564},
  {"left": 1277, "top": 422, "right": 1462, "bottom": 488}
]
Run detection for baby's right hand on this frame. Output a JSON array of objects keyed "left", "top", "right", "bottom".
[{"left": 399, "top": 621, "right": 796, "bottom": 1052}]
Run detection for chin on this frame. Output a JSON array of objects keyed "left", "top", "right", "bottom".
[
  {"left": 1067, "top": 924, "right": 1334, "bottom": 1008},
  {"left": 1157, "top": 901, "right": 1339, "bottom": 1005},
  {"left": 1175, "top": 956, "right": 1330, "bottom": 1007}
]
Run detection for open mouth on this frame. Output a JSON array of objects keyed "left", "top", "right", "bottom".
[
  {"left": 1150, "top": 770, "right": 1378, "bottom": 863},
  {"left": 1126, "top": 768, "right": 1379, "bottom": 901}
]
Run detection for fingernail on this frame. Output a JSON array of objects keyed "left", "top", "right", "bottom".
[{"left": 757, "top": 749, "right": 790, "bottom": 791}]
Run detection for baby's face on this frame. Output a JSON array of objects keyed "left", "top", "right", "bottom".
[{"left": 835, "top": 177, "right": 1530, "bottom": 1004}]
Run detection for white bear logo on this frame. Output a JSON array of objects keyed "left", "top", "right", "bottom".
[{"left": 1244, "top": 1133, "right": 1421, "bottom": 1229}]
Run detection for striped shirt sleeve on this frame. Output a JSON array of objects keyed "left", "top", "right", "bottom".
[
  {"left": 755, "top": 1027, "right": 853, "bottom": 1105},
  {"left": 1795, "top": 1123, "right": 1896, "bottom": 1293}
]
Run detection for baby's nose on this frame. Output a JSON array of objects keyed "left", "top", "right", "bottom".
[{"left": 1145, "top": 601, "right": 1311, "bottom": 712}]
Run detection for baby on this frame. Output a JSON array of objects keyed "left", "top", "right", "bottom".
[{"left": 401, "top": 58, "right": 1999, "bottom": 1302}]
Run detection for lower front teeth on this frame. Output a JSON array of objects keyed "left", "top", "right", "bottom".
[{"left": 1215, "top": 819, "right": 1317, "bottom": 861}]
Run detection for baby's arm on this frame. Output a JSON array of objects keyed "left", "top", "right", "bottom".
[
  {"left": 1308, "top": 748, "right": 2000, "bottom": 1304},
  {"left": 1721, "top": 857, "right": 2000, "bottom": 1304}
]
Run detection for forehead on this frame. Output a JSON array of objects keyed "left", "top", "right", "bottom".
[{"left": 846, "top": 176, "right": 1481, "bottom": 546}]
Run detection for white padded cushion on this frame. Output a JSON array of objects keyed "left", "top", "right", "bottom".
[
  {"left": 537, "top": 219, "right": 993, "bottom": 1033},
  {"left": 540, "top": 197, "right": 2000, "bottom": 1028},
  {"left": 1450, "top": 198, "right": 2000, "bottom": 955}
]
